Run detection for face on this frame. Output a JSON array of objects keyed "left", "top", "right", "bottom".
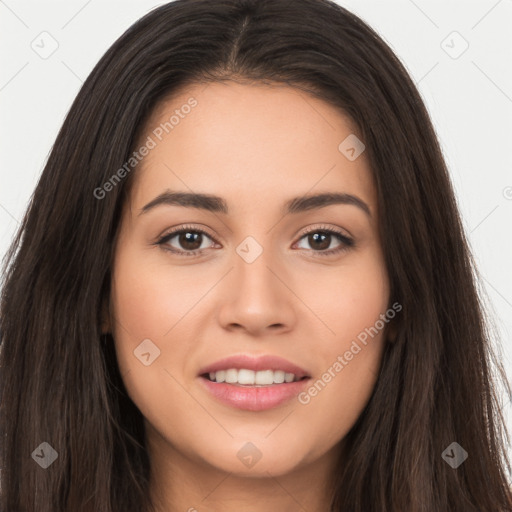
[{"left": 108, "top": 81, "right": 391, "bottom": 481}]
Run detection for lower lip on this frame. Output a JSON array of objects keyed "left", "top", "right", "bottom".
[{"left": 198, "top": 376, "right": 311, "bottom": 411}]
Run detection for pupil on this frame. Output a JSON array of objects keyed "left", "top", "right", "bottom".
[
  {"left": 181, "top": 232, "right": 201, "bottom": 250},
  {"left": 177, "top": 231, "right": 331, "bottom": 252},
  {"left": 310, "top": 232, "right": 329, "bottom": 250}
]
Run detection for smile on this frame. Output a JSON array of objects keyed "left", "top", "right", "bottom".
[{"left": 204, "top": 368, "right": 306, "bottom": 385}]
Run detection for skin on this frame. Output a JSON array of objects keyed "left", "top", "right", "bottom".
[{"left": 105, "top": 81, "right": 392, "bottom": 512}]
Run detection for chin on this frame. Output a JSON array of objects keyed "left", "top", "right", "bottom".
[{"left": 200, "top": 442, "right": 307, "bottom": 477}]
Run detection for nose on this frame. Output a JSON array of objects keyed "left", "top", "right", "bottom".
[{"left": 216, "top": 245, "right": 296, "bottom": 337}]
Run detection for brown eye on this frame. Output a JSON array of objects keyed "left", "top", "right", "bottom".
[
  {"left": 174, "top": 231, "right": 204, "bottom": 251},
  {"left": 305, "top": 232, "right": 332, "bottom": 251},
  {"left": 156, "top": 226, "right": 217, "bottom": 256},
  {"left": 156, "top": 225, "right": 354, "bottom": 258},
  {"left": 295, "top": 228, "right": 354, "bottom": 255}
]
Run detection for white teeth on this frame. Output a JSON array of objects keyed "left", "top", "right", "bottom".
[
  {"left": 273, "top": 370, "right": 285, "bottom": 383},
  {"left": 254, "top": 369, "right": 272, "bottom": 385},
  {"left": 207, "top": 369, "right": 301, "bottom": 385},
  {"left": 225, "top": 368, "right": 238, "bottom": 383},
  {"left": 239, "top": 369, "right": 256, "bottom": 385}
]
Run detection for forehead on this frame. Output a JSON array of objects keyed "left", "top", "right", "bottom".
[{"left": 129, "top": 81, "right": 376, "bottom": 218}]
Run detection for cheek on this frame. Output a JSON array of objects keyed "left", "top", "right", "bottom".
[
  {"left": 110, "top": 245, "right": 203, "bottom": 341},
  {"left": 309, "top": 250, "right": 389, "bottom": 343},
  {"left": 109, "top": 244, "right": 183, "bottom": 379},
  {"left": 109, "top": 246, "right": 196, "bottom": 422},
  {"left": 296, "top": 321, "right": 387, "bottom": 451},
  {"left": 295, "top": 252, "right": 389, "bottom": 426}
]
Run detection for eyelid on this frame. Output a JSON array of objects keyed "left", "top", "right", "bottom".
[
  {"left": 158, "top": 223, "right": 217, "bottom": 240},
  {"left": 298, "top": 224, "right": 352, "bottom": 242},
  {"left": 293, "top": 224, "right": 354, "bottom": 256},
  {"left": 155, "top": 223, "right": 220, "bottom": 254},
  {"left": 155, "top": 223, "right": 354, "bottom": 257}
]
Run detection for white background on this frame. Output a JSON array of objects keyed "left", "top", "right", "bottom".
[{"left": 1, "top": 0, "right": 511, "bottom": 458}]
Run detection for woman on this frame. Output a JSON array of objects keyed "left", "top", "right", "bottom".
[{"left": 1, "top": 0, "right": 511, "bottom": 510}]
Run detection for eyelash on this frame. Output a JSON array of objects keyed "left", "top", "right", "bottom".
[{"left": 155, "top": 224, "right": 355, "bottom": 258}]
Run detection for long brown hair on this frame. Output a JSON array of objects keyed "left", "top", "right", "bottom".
[{"left": 1, "top": 0, "right": 511, "bottom": 510}]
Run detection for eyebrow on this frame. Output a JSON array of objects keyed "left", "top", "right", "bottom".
[{"left": 139, "top": 190, "right": 371, "bottom": 217}]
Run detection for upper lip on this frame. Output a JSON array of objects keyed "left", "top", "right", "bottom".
[{"left": 198, "top": 354, "right": 310, "bottom": 379}]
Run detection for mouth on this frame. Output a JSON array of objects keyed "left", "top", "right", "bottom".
[
  {"left": 200, "top": 369, "right": 310, "bottom": 386},
  {"left": 197, "top": 354, "right": 311, "bottom": 410}
]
